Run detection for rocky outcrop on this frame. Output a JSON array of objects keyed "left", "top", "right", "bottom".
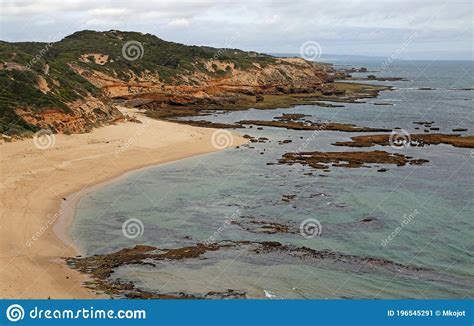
[
  {"left": 1, "top": 30, "right": 336, "bottom": 136},
  {"left": 333, "top": 133, "right": 474, "bottom": 149},
  {"left": 239, "top": 119, "right": 391, "bottom": 132},
  {"left": 66, "top": 240, "right": 430, "bottom": 298},
  {"left": 15, "top": 97, "right": 122, "bottom": 134},
  {"left": 72, "top": 57, "right": 332, "bottom": 107},
  {"left": 278, "top": 150, "right": 429, "bottom": 170}
]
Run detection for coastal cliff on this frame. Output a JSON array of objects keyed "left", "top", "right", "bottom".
[{"left": 0, "top": 30, "right": 335, "bottom": 137}]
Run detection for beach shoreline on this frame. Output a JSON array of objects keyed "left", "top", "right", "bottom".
[
  {"left": 0, "top": 111, "right": 246, "bottom": 299},
  {"left": 55, "top": 150, "right": 230, "bottom": 256}
]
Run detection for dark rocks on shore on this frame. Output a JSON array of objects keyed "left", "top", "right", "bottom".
[
  {"left": 255, "top": 94, "right": 264, "bottom": 103},
  {"left": 239, "top": 119, "right": 391, "bottom": 133},
  {"left": 275, "top": 113, "right": 309, "bottom": 120},
  {"left": 232, "top": 216, "right": 293, "bottom": 235},
  {"left": 172, "top": 119, "right": 243, "bottom": 129},
  {"left": 413, "top": 121, "right": 434, "bottom": 125},
  {"left": 366, "top": 75, "right": 406, "bottom": 81},
  {"left": 278, "top": 139, "right": 292, "bottom": 145},
  {"left": 138, "top": 82, "right": 390, "bottom": 127},
  {"left": 243, "top": 134, "right": 269, "bottom": 143},
  {"left": 345, "top": 67, "right": 368, "bottom": 73},
  {"left": 281, "top": 194, "right": 297, "bottom": 202},
  {"left": 313, "top": 102, "right": 345, "bottom": 108}
]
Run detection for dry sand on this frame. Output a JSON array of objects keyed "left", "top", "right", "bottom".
[{"left": 0, "top": 110, "right": 246, "bottom": 298}]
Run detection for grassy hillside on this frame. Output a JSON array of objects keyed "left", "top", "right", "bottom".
[
  {"left": 57, "top": 30, "right": 275, "bottom": 81},
  {"left": 0, "top": 30, "right": 277, "bottom": 135}
]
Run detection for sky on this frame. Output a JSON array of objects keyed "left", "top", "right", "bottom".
[{"left": 0, "top": 0, "right": 472, "bottom": 60}]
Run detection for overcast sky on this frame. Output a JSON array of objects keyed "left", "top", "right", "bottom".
[{"left": 0, "top": 0, "right": 472, "bottom": 60}]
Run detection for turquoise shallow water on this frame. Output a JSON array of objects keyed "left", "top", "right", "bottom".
[{"left": 70, "top": 60, "right": 473, "bottom": 299}]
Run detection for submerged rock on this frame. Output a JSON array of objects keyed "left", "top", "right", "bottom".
[
  {"left": 239, "top": 119, "right": 391, "bottom": 133},
  {"left": 66, "top": 239, "right": 430, "bottom": 299},
  {"left": 333, "top": 133, "right": 474, "bottom": 149},
  {"left": 277, "top": 150, "right": 428, "bottom": 170}
]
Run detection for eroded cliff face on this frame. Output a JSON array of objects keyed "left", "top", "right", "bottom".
[
  {"left": 70, "top": 57, "right": 332, "bottom": 106},
  {"left": 1, "top": 30, "right": 333, "bottom": 136},
  {"left": 7, "top": 57, "right": 330, "bottom": 136},
  {"left": 65, "top": 59, "right": 334, "bottom": 128},
  {"left": 14, "top": 96, "right": 123, "bottom": 134},
  {"left": 1, "top": 53, "right": 125, "bottom": 136}
]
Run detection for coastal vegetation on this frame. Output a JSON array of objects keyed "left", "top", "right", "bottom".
[{"left": 0, "top": 30, "right": 325, "bottom": 136}]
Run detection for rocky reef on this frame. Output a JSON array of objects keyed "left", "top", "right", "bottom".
[
  {"left": 66, "top": 240, "right": 429, "bottom": 299},
  {"left": 333, "top": 133, "right": 474, "bottom": 148},
  {"left": 239, "top": 119, "right": 391, "bottom": 133},
  {"left": 278, "top": 150, "right": 429, "bottom": 170}
]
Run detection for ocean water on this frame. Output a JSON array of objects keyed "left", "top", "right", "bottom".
[{"left": 70, "top": 60, "right": 474, "bottom": 299}]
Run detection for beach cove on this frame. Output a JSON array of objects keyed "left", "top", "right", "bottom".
[{"left": 0, "top": 110, "right": 246, "bottom": 298}]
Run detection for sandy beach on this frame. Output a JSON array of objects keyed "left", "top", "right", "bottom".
[{"left": 0, "top": 110, "right": 246, "bottom": 299}]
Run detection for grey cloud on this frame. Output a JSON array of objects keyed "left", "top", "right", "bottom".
[{"left": 0, "top": 0, "right": 472, "bottom": 59}]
